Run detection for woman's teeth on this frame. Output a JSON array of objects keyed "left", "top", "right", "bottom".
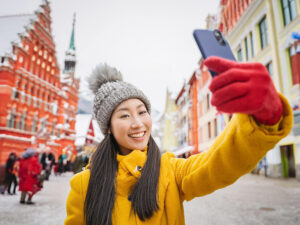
[{"left": 129, "top": 132, "right": 145, "bottom": 138}]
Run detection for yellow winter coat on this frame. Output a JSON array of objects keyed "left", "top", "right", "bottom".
[{"left": 64, "top": 95, "right": 292, "bottom": 225}]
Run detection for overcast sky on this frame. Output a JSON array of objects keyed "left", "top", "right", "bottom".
[{"left": 0, "top": 0, "right": 220, "bottom": 112}]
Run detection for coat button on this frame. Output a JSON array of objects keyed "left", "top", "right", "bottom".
[{"left": 136, "top": 165, "right": 142, "bottom": 172}]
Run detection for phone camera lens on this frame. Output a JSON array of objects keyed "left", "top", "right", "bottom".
[
  {"left": 214, "top": 31, "right": 221, "bottom": 38},
  {"left": 214, "top": 30, "right": 226, "bottom": 46}
]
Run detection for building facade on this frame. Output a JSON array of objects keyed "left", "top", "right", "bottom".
[
  {"left": 0, "top": 0, "right": 79, "bottom": 175},
  {"left": 173, "top": 82, "right": 194, "bottom": 157},
  {"left": 161, "top": 89, "right": 178, "bottom": 153},
  {"left": 218, "top": 0, "right": 300, "bottom": 179}
]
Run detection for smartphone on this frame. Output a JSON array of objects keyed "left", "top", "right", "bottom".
[{"left": 193, "top": 29, "right": 236, "bottom": 77}]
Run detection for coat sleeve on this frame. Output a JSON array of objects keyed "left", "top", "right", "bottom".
[
  {"left": 64, "top": 172, "right": 86, "bottom": 225},
  {"left": 169, "top": 94, "right": 293, "bottom": 201}
]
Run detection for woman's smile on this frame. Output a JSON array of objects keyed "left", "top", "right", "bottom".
[{"left": 128, "top": 131, "right": 146, "bottom": 139}]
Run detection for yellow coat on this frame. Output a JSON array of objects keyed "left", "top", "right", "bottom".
[{"left": 64, "top": 95, "right": 292, "bottom": 225}]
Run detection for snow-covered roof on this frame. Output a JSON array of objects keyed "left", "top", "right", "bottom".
[
  {"left": 0, "top": 14, "right": 34, "bottom": 56},
  {"left": 75, "top": 114, "right": 104, "bottom": 147}
]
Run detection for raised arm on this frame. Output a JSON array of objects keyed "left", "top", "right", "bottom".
[{"left": 169, "top": 57, "right": 293, "bottom": 201}]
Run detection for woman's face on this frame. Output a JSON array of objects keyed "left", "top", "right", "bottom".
[{"left": 110, "top": 98, "right": 152, "bottom": 155}]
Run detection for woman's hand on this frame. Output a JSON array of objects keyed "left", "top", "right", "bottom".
[{"left": 204, "top": 56, "right": 282, "bottom": 125}]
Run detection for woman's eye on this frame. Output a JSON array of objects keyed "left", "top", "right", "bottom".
[
  {"left": 139, "top": 111, "right": 147, "bottom": 115},
  {"left": 120, "top": 114, "right": 129, "bottom": 119}
]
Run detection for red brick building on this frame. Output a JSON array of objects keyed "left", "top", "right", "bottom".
[
  {"left": 187, "top": 72, "right": 200, "bottom": 155},
  {"left": 0, "top": 0, "right": 79, "bottom": 170},
  {"left": 218, "top": 0, "right": 254, "bottom": 34}
]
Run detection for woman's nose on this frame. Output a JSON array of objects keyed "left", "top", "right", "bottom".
[{"left": 130, "top": 118, "right": 142, "bottom": 128}]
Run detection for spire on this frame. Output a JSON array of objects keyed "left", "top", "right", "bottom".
[
  {"left": 69, "top": 13, "right": 76, "bottom": 51},
  {"left": 62, "top": 13, "right": 77, "bottom": 81}
]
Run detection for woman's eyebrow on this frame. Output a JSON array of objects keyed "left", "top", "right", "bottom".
[
  {"left": 116, "top": 104, "right": 145, "bottom": 113},
  {"left": 116, "top": 107, "right": 129, "bottom": 113},
  {"left": 137, "top": 104, "right": 145, "bottom": 109}
]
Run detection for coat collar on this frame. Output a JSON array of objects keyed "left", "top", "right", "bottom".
[{"left": 116, "top": 147, "right": 147, "bottom": 178}]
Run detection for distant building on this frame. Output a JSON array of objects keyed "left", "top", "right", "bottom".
[
  {"left": 173, "top": 82, "right": 194, "bottom": 157},
  {"left": 162, "top": 89, "right": 178, "bottom": 153},
  {"left": 0, "top": 0, "right": 79, "bottom": 175}
]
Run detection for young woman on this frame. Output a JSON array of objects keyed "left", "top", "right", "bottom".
[{"left": 64, "top": 57, "right": 292, "bottom": 225}]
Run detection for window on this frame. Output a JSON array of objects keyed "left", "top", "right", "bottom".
[
  {"left": 15, "top": 117, "right": 20, "bottom": 129},
  {"left": 57, "top": 129, "right": 61, "bottom": 138},
  {"left": 206, "top": 94, "right": 210, "bottom": 111},
  {"left": 287, "top": 46, "right": 300, "bottom": 85},
  {"left": 33, "top": 97, "right": 37, "bottom": 107},
  {"left": 40, "top": 118, "right": 46, "bottom": 132},
  {"left": 21, "top": 111, "right": 26, "bottom": 130},
  {"left": 237, "top": 48, "right": 243, "bottom": 62},
  {"left": 10, "top": 114, "right": 16, "bottom": 128},
  {"left": 266, "top": 62, "right": 273, "bottom": 78},
  {"left": 31, "top": 115, "right": 38, "bottom": 132},
  {"left": 51, "top": 122, "right": 56, "bottom": 135},
  {"left": 11, "top": 88, "right": 19, "bottom": 100},
  {"left": 214, "top": 118, "right": 218, "bottom": 137},
  {"left": 6, "top": 112, "right": 15, "bottom": 128},
  {"left": 208, "top": 121, "right": 211, "bottom": 139},
  {"left": 21, "top": 92, "right": 26, "bottom": 103},
  {"left": 259, "top": 16, "right": 268, "bottom": 49},
  {"left": 281, "top": 0, "right": 297, "bottom": 26},
  {"left": 27, "top": 95, "right": 32, "bottom": 105},
  {"left": 244, "top": 37, "right": 249, "bottom": 61}
]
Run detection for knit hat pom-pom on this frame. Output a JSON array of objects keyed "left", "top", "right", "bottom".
[{"left": 88, "top": 63, "right": 123, "bottom": 95}]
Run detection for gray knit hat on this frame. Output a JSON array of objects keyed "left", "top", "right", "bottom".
[{"left": 88, "top": 64, "right": 151, "bottom": 135}]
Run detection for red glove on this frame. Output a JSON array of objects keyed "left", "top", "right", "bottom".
[{"left": 204, "top": 56, "right": 282, "bottom": 125}]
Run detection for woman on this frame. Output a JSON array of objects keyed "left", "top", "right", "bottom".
[
  {"left": 64, "top": 57, "right": 293, "bottom": 225},
  {"left": 19, "top": 148, "right": 42, "bottom": 204}
]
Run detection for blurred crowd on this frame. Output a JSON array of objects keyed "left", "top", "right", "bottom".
[{"left": 0, "top": 148, "right": 89, "bottom": 204}]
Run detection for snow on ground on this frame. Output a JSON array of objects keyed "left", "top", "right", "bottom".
[{"left": 0, "top": 172, "right": 72, "bottom": 225}]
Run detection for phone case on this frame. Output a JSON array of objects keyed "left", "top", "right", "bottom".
[{"left": 193, "top": 29, "right": 236, "bottom": 77}]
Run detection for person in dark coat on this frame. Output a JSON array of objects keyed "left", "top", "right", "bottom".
[
  {"left": 3, "top": 152, "right": 18, "bottom": 195},
  {"left": 19, "top": 148, "right": 42, "bottom": 204}
]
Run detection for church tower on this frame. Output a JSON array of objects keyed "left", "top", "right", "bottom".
[{"left": 62, "top": 13, "right": 76, "bottom": 81}]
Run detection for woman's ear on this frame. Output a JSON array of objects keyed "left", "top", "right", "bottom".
[{"left": 108, "top": 128, "right": 111, "bottom": 134}]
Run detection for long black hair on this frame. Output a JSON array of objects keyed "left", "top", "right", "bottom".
[{"left": 84, "top": 134, "right": 161, "bottom": 225}]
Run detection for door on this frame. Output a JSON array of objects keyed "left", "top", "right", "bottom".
[{"left": 280, "top": 145, "right": 296, "bottom": 178}]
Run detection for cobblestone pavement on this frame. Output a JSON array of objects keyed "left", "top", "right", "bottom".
[{"left": 0, "top": 173, "right": 299, "bottom": 225}]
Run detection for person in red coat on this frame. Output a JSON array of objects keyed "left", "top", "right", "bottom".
[{"left": 19, "top": 148, "right": 42, "bottom": 204}]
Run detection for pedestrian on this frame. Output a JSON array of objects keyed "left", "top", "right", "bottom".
[
  {"left": 64, "top": 58, "right": 292, "bottom": 225},
  {"left": 19, "top": 148, "right": 42, "bottom": 204},
  {"left": 48, "top": 152, "right": 55, "bottom": 175},
  {"left": 57, "top": 154, "right": 65, "bottom": 175},
  {"left": 2, "top": 152, "right": 18, "bottom": 195}
]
